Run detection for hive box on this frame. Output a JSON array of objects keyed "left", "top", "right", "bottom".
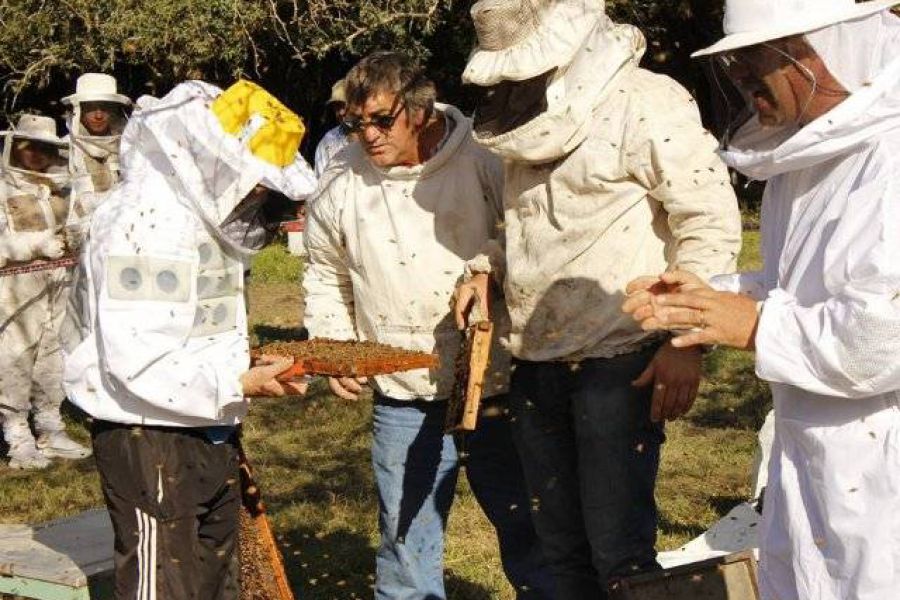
[{"left": 608, "top": 551, "right": 759, "bottom": 600}]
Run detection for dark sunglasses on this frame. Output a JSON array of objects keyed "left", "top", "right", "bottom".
[{"left": 341, "top": 103, "right": 404, "bottom": 135}]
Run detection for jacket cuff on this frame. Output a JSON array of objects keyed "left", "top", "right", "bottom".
[{"left": 463, "top": 254, "right": 493, "bottom": 281}]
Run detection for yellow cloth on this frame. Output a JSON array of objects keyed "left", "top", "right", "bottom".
[{"left": 211, "top": 80, "right": 305, "bottom": 167}]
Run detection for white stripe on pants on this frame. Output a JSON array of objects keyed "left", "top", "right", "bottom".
[{"left": 135, "top": 508, "right": 157, "bottom": 600}]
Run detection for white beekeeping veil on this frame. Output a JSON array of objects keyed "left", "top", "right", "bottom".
[
  {"left": 119, "top": 80, "right": 316, "bottom": 254},
  {"left": 1, "top": 115, "right": 69, "bottom": 189},
  {"left": 804, "top": 11, "right": 900, "bottom": 92},
  {"left": 692, "top": 1, "right": 900, "bottom": 177}
]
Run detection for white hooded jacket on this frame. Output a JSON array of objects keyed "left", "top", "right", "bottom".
[
  {"left": 303, "top": 104, "right": 511, "bottom": 401},
  {"left": 471, "top": 17, "right": 742, "bottom": 361},
  {"left": 710, "top": 11, "right": 900, "bottom": 600},
  {"left": 63, "top": 81, "right": 316, "bottom": 427}
]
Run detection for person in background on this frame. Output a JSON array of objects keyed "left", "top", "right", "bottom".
[
  {"left": 454, "top": 0, "right": 742, "bottom": 597},
  {"left": 0, "top": 114, "right": 89, "bottom": 470},
  {"left": 304, "top": 52, "right": 553, "bottom": 599},
  {"left": 62, "top": 72, "right": 131, "bottom": 227},
  {"left": 624, "top": 1, "right": 900, "bottom": 599},
  {"left": 62, "top": 80, "right": 315, "bottom": 599},
  {"left": 313, "top": 78, "right": 352, "bottom": 178}
]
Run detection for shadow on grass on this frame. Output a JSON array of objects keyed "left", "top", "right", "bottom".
[
  {"left": 252, "top": 324, "right": 309, "bottom": 346},
  {"left": 280, "top": 525, "right": 374, "bottom": 599},
  {"left": 658, "top": 493, "right": 747, "bottom": 545},
  {"left": 689, "top": 348, "right": 772, "bottom": 432},
  {"left": 279, "top": 524, "right": 494, "bottom": 599},
  {"left": 708, "top": 495, "right": 748, "bottom": 518},
  {"left": 658, "top": 513, "right": 707, "bottom": 542},
  {"left": 242, "top": 386, "right": 495, "bottom": 599}
]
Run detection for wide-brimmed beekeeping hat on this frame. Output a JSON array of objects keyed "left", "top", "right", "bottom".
[{"left": 462, "top": 0, "right": 605, "bottom": 86}]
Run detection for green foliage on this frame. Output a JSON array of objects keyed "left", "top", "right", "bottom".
[
  {"left": 0, "top": 0, "right": 266, "bottom": 96},
  {"left": 250, "top": 241, "right": 303, "bottom": 284},
  {"left": 0, "top": 1, "right": 461, "bottom": 126},
  {"left": 0, "top": 1, "right": 727, "bottom": 133}
]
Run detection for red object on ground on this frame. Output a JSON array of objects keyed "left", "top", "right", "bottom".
[{"left": 281, "top": 218, "right": 305, "bottom": 233}]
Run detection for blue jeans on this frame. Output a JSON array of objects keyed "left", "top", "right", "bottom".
[
  {"left": 509, "top": 348, "right": 665, "bottom": 599},
  {"left": 372, "top": 394, "right": 553, "bottom": 600}
]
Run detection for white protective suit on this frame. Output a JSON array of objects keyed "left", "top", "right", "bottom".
[
  {"left": 462, "top": 3, "right": 742, "bottom": 361},
  {"left": 0, "top": 119, "right": 83, "bottom": 468},
  {"left": 63, "top": 81, "right": 316, "bottom": 428},
  {"left": 304, "top": 104, "right": 511, "bottom": 401},
  {"left": 710, "top": 11, "right": 900, "bottom": 600},
  {"left": 313, "top": 124, "right": 351, "bottom": 178}
]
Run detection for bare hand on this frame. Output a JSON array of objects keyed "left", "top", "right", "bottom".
[
  {"left": 328, "top": 376, "right": 369, "bottom": 401},
  {"left": 633, "top": 344, "right": 702, "bottom": 422},
  {"left": 623, "top": 270, "right": 710, "bottom": 318},
  {"left": 454, "top": 273, "right": 490, "bottom": 330},
  {"left": 241, "top": 356, "right": 300, "bottom": 397},
  {"left": 642, "top": 289, "right": 759, "bottom": 350}
]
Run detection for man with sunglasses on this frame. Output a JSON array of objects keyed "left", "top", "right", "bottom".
[
  {"left": 623, "top": 1, "right": 900, "bottom": 599},
  {"left": 304, "top": 51, "right": 552, "bottom": 599}
]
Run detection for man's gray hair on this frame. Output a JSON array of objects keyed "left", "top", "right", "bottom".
[{"left": 344, "top": 52, "right": 436, "bottom": 122}]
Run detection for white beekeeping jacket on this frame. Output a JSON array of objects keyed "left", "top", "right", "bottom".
[
  {"left": 63, "top": 81, "right": 315, "bottom": 427},
  {"left": 712, "top": 11, "right": 900, "bottom": 600}
]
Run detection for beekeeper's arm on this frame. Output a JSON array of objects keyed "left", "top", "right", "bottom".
[
  {"left": 465, "top": 148, "right": 507, "bottom": 285},
  {"left": 629, "top": 76, "right": 743, "bottom": 281},
  {"left": 92, "top": 218, "right": 285, "bottom": 421},
  {"left": 303, "top": 186, "right": 363, "bottom": 399},
  {"left": 755, "top": 174, "right": 900, "bottom": 399},
  {"left": 302, "top": 187, "right": 357, "bottom": 341},
  {"left": 455, "top": 148, "right": 506, "bottom": 329}
]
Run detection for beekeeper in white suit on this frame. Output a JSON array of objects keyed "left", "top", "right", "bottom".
[
  {"left": 63, "top": 80, "right": 315, "bottom": 599},
  {"left": 62, "top": 73, "right": 131, "bottom": 225},
  {"left": 0, "top": 114, "right": 91, "bottom": 470},
  {"left": 624, "top": 1, "right": 900, "bottom": 598}
]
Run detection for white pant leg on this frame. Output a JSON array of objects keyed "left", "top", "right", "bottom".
[
  {"left": 31, "top": 267, "right": 71, "bottom": 434},
  {"left": 0, "top": 270, "right": 50, "bottom": 419}
]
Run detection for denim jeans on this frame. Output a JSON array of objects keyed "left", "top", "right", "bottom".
[
  {"left": 508, "top": 348, "right": 665, "bottom": 599},
  {"left": 372, "top": 394, "right": 554, "bottom": 600}
]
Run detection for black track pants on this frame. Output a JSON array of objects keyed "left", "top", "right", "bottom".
[{"left": 92, "top": 420, "right": 241, "bottom": 600}]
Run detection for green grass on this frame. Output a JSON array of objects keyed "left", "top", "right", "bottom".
[
  {"left": 0, "top": 233, "right": 767, "bottom": 599},
  {"left": 250, "top": 240, "right": 304, "bottom": 284}
]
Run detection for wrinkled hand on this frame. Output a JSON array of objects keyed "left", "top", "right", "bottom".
[
  {"left": 454, "top": 273, "right": 490, "bottom": 330},
  {"left": 328, "top": 376, "right": 369, "bottom": 401},
  {"left": 241, "top": 356, "right": 307, "bottom": 397},
  {"left": 622, "top": 270, "right": 710, "bottom": 318},
  {"left": 639, "top": 289, "right": 759, "bottom": 351},
  {"left": 633, "top": 344, "right": 702, "bottom": 422}
]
